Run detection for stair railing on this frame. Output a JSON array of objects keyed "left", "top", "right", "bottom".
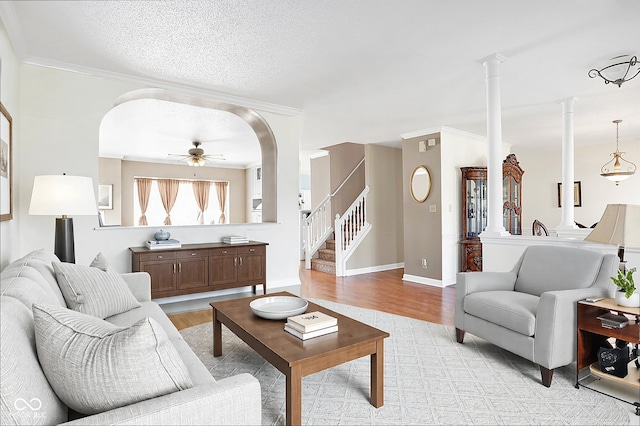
[
  {"left": 304, "top": 157, "right": 366, "bottom": 270},
  {"left": 334, "top": 186, "right": 371, "bottom": 276},
  {"left": 304, "top": 193, "right": 333, "bottom": 269}
]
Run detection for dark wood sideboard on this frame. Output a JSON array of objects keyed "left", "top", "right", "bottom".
[{"left": 130, "top": 241, "right": 267, "bottom": 299}]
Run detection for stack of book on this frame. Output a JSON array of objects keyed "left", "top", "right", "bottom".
[
  {"left": 222, "top": 236, "right": 249, "bottom": 244},
  {"left": 284, "top": 311, "right": 338, "bottom": 340},
  {"left": 597, "top": 312, "right": 629, "bottom": 329},
  {"left": 146, "top": 239, "right": 182, "bottom": 250}
]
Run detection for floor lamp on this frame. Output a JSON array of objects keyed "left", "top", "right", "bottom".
[
  {"left": 584, "top": 204, "right": 640, "bottom": 272},
  {"left": 29, "top": 175, "right": 97, "bottom": 263}
]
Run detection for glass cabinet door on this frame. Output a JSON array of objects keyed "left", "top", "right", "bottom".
[
  {"left": 512, "top": 177, "right": 520, "bottom": 234},
  {"left": 466, "top": 178, "right": 487, "bottom": 238},
  {"left": 501, "top": 154, "right": 524, "bottom": 235}
]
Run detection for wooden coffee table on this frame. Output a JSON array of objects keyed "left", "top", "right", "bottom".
[{"left": 210, "top": 291, "right": 389, "bottom": 426}]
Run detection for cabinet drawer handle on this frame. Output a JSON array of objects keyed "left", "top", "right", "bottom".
[
  {"left": 191, "top": 253, "right": 197, "bottom": 256},
  {"left": 249, "top": 248, "right": 255, "bottom": 252},
  {"left": 222, "top": 250, "right": 228, "bottom": 254},
  {"left": 158, "top": 255, "right": 163, "bottom": 259}
]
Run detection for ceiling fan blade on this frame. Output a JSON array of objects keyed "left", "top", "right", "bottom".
[{"left": 203, "top": 154, "right": 225, "bottom": 160}]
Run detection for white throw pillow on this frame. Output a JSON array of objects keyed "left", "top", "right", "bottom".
[
  {"left": 53, "top": 262, "right": 141, "bottom": 318},
  {"left": 32, "top": 304, "right": 193, "bottom": 415},
  {"left": 89, "top": 252, "right": 110, "bottom": 272}
]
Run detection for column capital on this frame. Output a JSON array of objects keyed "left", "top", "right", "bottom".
[
  {"left": 559, "top": 96, "right": 578, "bottom": 103},
  {"left": 479, "top": 53, "right": 508, "bottom": 66},
  {"left": 559, "top": 96, "right": 579, "bottom": 106}
]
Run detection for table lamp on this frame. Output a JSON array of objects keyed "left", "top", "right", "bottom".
[
  {"left": 584, "top": 204, "right": 640, "bottom": 271},
  {"left": 29, "top": 174, "right": 97, "bottom": 263}
]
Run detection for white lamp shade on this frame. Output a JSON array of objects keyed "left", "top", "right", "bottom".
[
  {"left": 29, "top": 175, "right": 97, "bottom": 216},
  {"left": 584, "top": 204, "right": 640, "bottom": 247}
]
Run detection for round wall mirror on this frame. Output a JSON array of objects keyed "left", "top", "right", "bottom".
[{"left": 410, "top": 165, "right": 431, "bottom": 203}]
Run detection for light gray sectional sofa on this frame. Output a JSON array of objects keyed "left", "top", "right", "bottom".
[{"left": 1, "top": 249, "right": 261, "bottom": 425}]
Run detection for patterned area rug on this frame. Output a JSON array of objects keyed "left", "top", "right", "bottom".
[{"left": 180, "top": 299, "right": 631, "bottom": 425}]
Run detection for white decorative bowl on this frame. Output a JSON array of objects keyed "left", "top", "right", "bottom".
[{"left": 250, "top": 296, "right": 308, "bottom": 320}]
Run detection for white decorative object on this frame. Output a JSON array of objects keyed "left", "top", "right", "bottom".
[
  {"left": 249, "top": 296, "right": 308, "bottom": 320},
  {"left": 615, "top": 290, "right": 640, "bottom": 308}
]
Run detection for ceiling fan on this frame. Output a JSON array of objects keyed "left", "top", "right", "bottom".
[{"left": 168, "top": 141, "right": 225, "bottom": 167}]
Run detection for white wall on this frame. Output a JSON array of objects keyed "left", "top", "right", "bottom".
[
  {"left": 13, "top": 63, "right": 302, "bottom": 292},
  {"left": 513, "top": 139, "right": 640, "bottom": 234},
  {"left": 0, "top": 21, "right": 21, "bottom": 268}
]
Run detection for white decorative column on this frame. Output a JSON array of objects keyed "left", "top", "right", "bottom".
[
  {"left": 556, "top": 97, "right": 578, "bottom": 231},
  {"left": 480, "top": 53, "right": 509, "bottom": 236}
]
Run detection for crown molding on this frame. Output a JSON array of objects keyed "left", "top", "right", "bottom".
[{"left": 21, "top": 54, "right": 303, "bottom": 116}]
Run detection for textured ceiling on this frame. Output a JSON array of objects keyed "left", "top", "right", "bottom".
[{"left": 1, "top": 0, "right": 639, "bottom": 158}]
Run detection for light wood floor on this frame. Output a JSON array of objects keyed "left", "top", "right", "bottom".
[{"left": 168, "top": 263, "right": 456, "bottom": 330}]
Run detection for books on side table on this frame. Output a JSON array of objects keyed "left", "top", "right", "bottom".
[
  {"left": 597, "top": 312, "right": 629, "bottom": 329},
  {"left": 146, "top": 239, "right": 182, "bottom": 249},
  {"left": 284, "top": 311, "right": 338, "bottom": 340}
]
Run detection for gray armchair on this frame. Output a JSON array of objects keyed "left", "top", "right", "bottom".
[{"left": 455, "top": 245, "right": 618, "bottom": 386}]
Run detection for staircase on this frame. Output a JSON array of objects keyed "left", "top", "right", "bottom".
[
  {"left": 305, "top": 186, "right": 371, "bottom": 276},
  {"left": 311, "top": 239, "right": 336, "bottom": 274},
  {"left": 304, "top": 158, "right": 370, "bottom": 276}
]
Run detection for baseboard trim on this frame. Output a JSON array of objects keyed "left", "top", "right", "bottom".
[
  {"left": 267, "top": 277, "right": 302, "bottom": 289},
  {"left": 402, "top": 273, "right": 445, "bottom": 288},
  {"left": 344, "top": 263, "right": 404, "bottom": 277}
]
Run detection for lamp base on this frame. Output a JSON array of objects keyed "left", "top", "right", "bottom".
[
  {"left": 618, "top": 246, "right": 626, "bottom": 273},
  {"left": 55, "top": 217, "right": 75, "bottom": 263}
]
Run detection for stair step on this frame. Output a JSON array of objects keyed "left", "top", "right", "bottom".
[
  {"left": 311, "top": 258, "right": 336, "bottom": 274},
  {"left": 325, "top": 239, "right": 335, "bottom": 250},
  {"left": 318, "top": 248, "right": 335, "bottom": 261}
]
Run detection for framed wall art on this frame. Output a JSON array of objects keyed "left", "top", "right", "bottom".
[
  {"left": 557, "top": 181, "right": 582, "bottom": 207},
  {"left": 98, "top": 184, "right": 113, "bottom": 210},
  {"left": 1, "top": 102, "right": 13, "bottom": 221}
]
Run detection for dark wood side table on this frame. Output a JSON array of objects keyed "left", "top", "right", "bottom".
[{"left": 576, "top": 298, "right": 639, "bottom": 415}]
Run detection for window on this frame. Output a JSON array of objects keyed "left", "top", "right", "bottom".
[{"left": 133, "top": 178, "right": 229, "bottom": 226}]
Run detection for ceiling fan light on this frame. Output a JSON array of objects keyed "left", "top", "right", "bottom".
[{"left": 187, "top": 156, "right": 205, "bottom": 167}]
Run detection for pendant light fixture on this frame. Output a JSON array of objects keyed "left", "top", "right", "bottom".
[{"left": 600, "top": 120, "right": 636, "bottom": 185}]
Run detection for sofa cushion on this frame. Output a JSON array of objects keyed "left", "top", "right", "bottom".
[
  {"left": 32, "top": 304, "right": 193, "bottom": 415},
  {"left": 0, "top": 275, "right": 56, "bottom": 309},
  {"left": 53, "top": 262, "right": 141, "bottom": 319},
  {"left": 464, "top": 291, "right": 539, "bottom": 336},
  {"left": 106, "top": 301, "right": 217, "bottom": 387},
  {"left": 0, "top": 297, "right": 67, "bottom": 426},
  {"left": 0, "top": 263, "right": 62, "bottom": 310},
  {"left": 15, "top": 249, "right": 66, "bottom": 306},
  {"left": 514, "top": 246, "right": 604, "bottom": 296}
]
